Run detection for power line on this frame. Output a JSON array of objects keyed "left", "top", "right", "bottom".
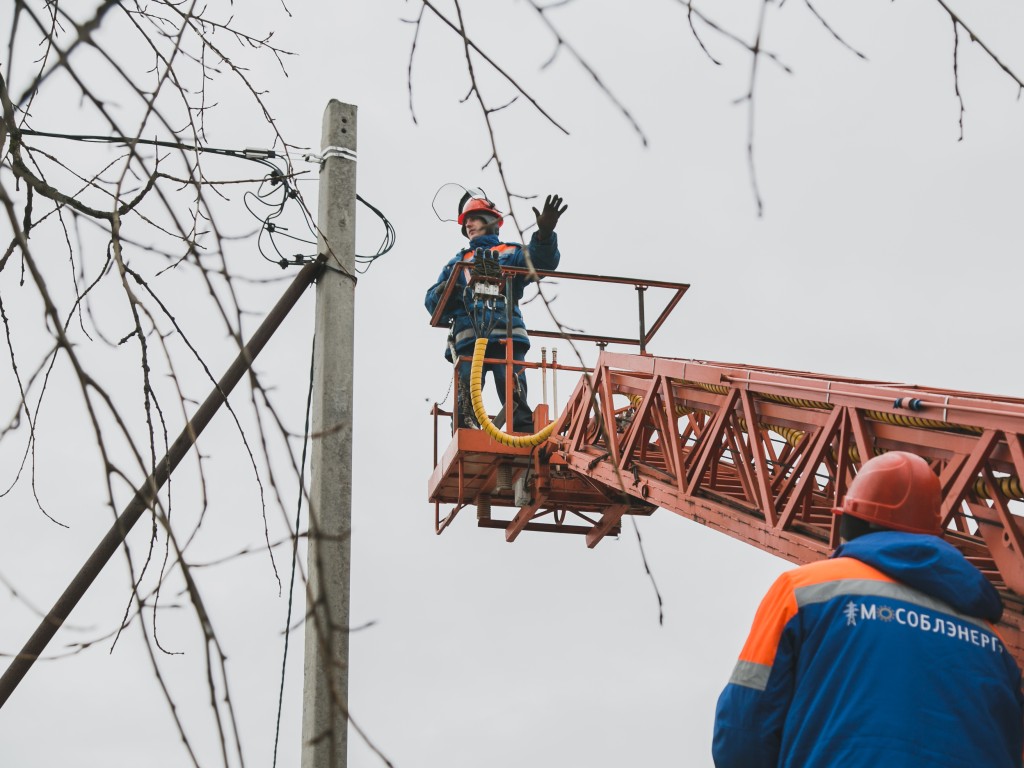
[
  {"left": 272, "top": 333, "right": 316, "bottom": 768},
  {"left": 16, "top": 128, "right": 396, "bottom": 270}
]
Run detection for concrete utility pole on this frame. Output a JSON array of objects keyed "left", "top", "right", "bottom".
[{"left": 302, "top": 99, "right": 357, "bottom": 768}]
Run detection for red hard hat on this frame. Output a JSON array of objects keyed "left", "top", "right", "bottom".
[
  {"left": 833, "top": 452, "right": 942, "bottom": 535},
  {"left": 457, "top": 197, "right": 503, "bottom": 234}
]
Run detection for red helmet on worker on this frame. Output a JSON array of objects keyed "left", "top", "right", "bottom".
[
  {"left": 834, "top": 451, "right": 942, "bottom": 536},
  {"left": 458, "top": 196, "right": 503, "bottom": 237}
]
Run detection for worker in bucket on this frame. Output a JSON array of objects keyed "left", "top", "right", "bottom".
[
  {"left": 712, "top": 451, "right": 1023, "bottom": 768},
  {"left": 425, "top": 192, "right": 567, "bottom": 432}
]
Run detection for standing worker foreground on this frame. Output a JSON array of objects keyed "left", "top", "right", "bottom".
[
  {"left": 713, "top": 451, "right": 1024, "bottom": 767},
  {"left": 425, "top": 192, "right": 567, "bottom": 432}
]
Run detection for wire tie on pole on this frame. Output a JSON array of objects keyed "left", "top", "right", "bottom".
[{"left": 302, "top": 146, "right": 357, "bottom": 166}]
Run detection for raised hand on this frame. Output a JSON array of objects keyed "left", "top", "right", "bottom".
[{"left": 532, "top": 194, "right": 568, "bottom": 237}]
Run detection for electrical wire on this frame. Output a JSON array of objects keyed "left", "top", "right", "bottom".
[
  {"left": 16, "top": 128, "right": 396, "bottom": 271},
  {"left": 354, "top": 194, "right": 396, "bottom": 274},
  {"left": 18, "top": 127, "right": 283, "bottom": 171},
  {"left": 465, "top": 251, "right": 505, "bottom": 339},
  {"left": 272, "top": 334, "right": 316, "bottom": 768}
]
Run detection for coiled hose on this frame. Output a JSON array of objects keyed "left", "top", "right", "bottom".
[{"left": 469, "top": 337, "right": 555, "bottom": 448}]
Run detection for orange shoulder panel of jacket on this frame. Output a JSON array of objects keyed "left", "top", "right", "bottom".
[
  {"left": 738, "top": 558, "right": 895, "bottom": 667},
  {"left": 785, "top": 556, "right": 897, "bottom": 590}
]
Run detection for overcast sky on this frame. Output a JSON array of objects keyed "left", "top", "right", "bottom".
[{"left": 2, "top": 1, "right": 1023, "bottom": 766}]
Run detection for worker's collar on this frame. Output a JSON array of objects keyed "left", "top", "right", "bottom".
[{"left": 467, "top": 233, "right": 500, "bottom": 250}]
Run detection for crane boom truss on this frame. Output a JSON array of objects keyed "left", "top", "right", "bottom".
[
  {"left": 549, "top": 350, "right": 1024, "bottom": 660},
  {"left": 427, "top": 268, "right": 1024, "bottom": 664}
]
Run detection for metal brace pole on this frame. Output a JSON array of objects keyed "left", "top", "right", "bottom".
[{"left": 0, "top": 256, "right": 325, "bottom": 709}]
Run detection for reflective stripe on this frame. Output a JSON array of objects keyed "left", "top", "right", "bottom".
[
  {"left": 728, "top": 660, "right": 771, "bottom": 691},
  {"left": 454, "top": 326, "right": 528, "bottom": 346},
  {"left": 795, "top": 578, "right": 993, "bottom": 631},
  {"left": 454, "top": 328, "right": 476, "bottom": 345}
]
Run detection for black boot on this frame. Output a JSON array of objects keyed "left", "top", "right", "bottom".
[
  {"left": 510, "top": 377, "right": 534, "bottom": 433},
  {"left": 457, "top": 388, "right": 480, "bottom": 430}
]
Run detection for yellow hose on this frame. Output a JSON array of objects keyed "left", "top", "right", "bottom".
[{"left": 469, "top": 337, "right": 555, "bottom": 448}]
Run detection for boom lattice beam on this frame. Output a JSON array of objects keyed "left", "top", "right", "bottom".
[
  {"left": 548, "top": 351, "right": 1024, "bottom": 660},
  {"left": 427, "top": 269, "right": 1024, "bottom": 665}
]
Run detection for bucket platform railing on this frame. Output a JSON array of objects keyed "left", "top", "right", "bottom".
[{"left": 428, "top": 267, "right": 689, "bottom": 540}]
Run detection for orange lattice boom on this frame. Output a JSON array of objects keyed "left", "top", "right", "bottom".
[{"left": 428, "top": 271, "right": 1024, "bottom": 663}]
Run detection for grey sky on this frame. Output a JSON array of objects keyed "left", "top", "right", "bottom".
[{"left": 1, "top": 1, "right": 1022, "bottom": 766}]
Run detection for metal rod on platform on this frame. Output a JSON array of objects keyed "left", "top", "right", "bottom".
[
  {"left": 552, "top": 347, "right": 559, "bottom": 417},
  {"left": 505, "top": 274, "right": 515, "bottom": 428},
  {"left": 636, "top": 285, "right": 647, "bottom": 354},
  {"left": 541, "top": 347, "right": 548, "bottom": 405}
]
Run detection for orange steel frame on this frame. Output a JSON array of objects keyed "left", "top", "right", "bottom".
[
  {"left": 429, "top": 268, "right": 684, "bottom": 540},
  {"left": 428, "top": 270, "right": 1024, "bottom": 664},
  {"left": 427, "top": 264, "right": 691, "bottom": 353}
]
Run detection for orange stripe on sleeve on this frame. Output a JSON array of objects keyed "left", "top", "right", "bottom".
[{"left": 738, "top": 572, "right": 799, "bottom": 667}]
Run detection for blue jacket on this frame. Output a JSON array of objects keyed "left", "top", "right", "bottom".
[
  {"left": 424, "top": 232, "right": 560, "bottom": 360},
  {"left": 713, "top": 532, "right": 1023, "bottom": 767}
]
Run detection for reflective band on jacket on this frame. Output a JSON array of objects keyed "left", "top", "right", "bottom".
[
  {"left": 728, "top": 660, "right": 771, "bottom": 691},
  {"left": 795, "top": 577, "right": 994, "bottom": 632},
  {"left": 454, "top": 325, "right": 529, "bottom": 347}
]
